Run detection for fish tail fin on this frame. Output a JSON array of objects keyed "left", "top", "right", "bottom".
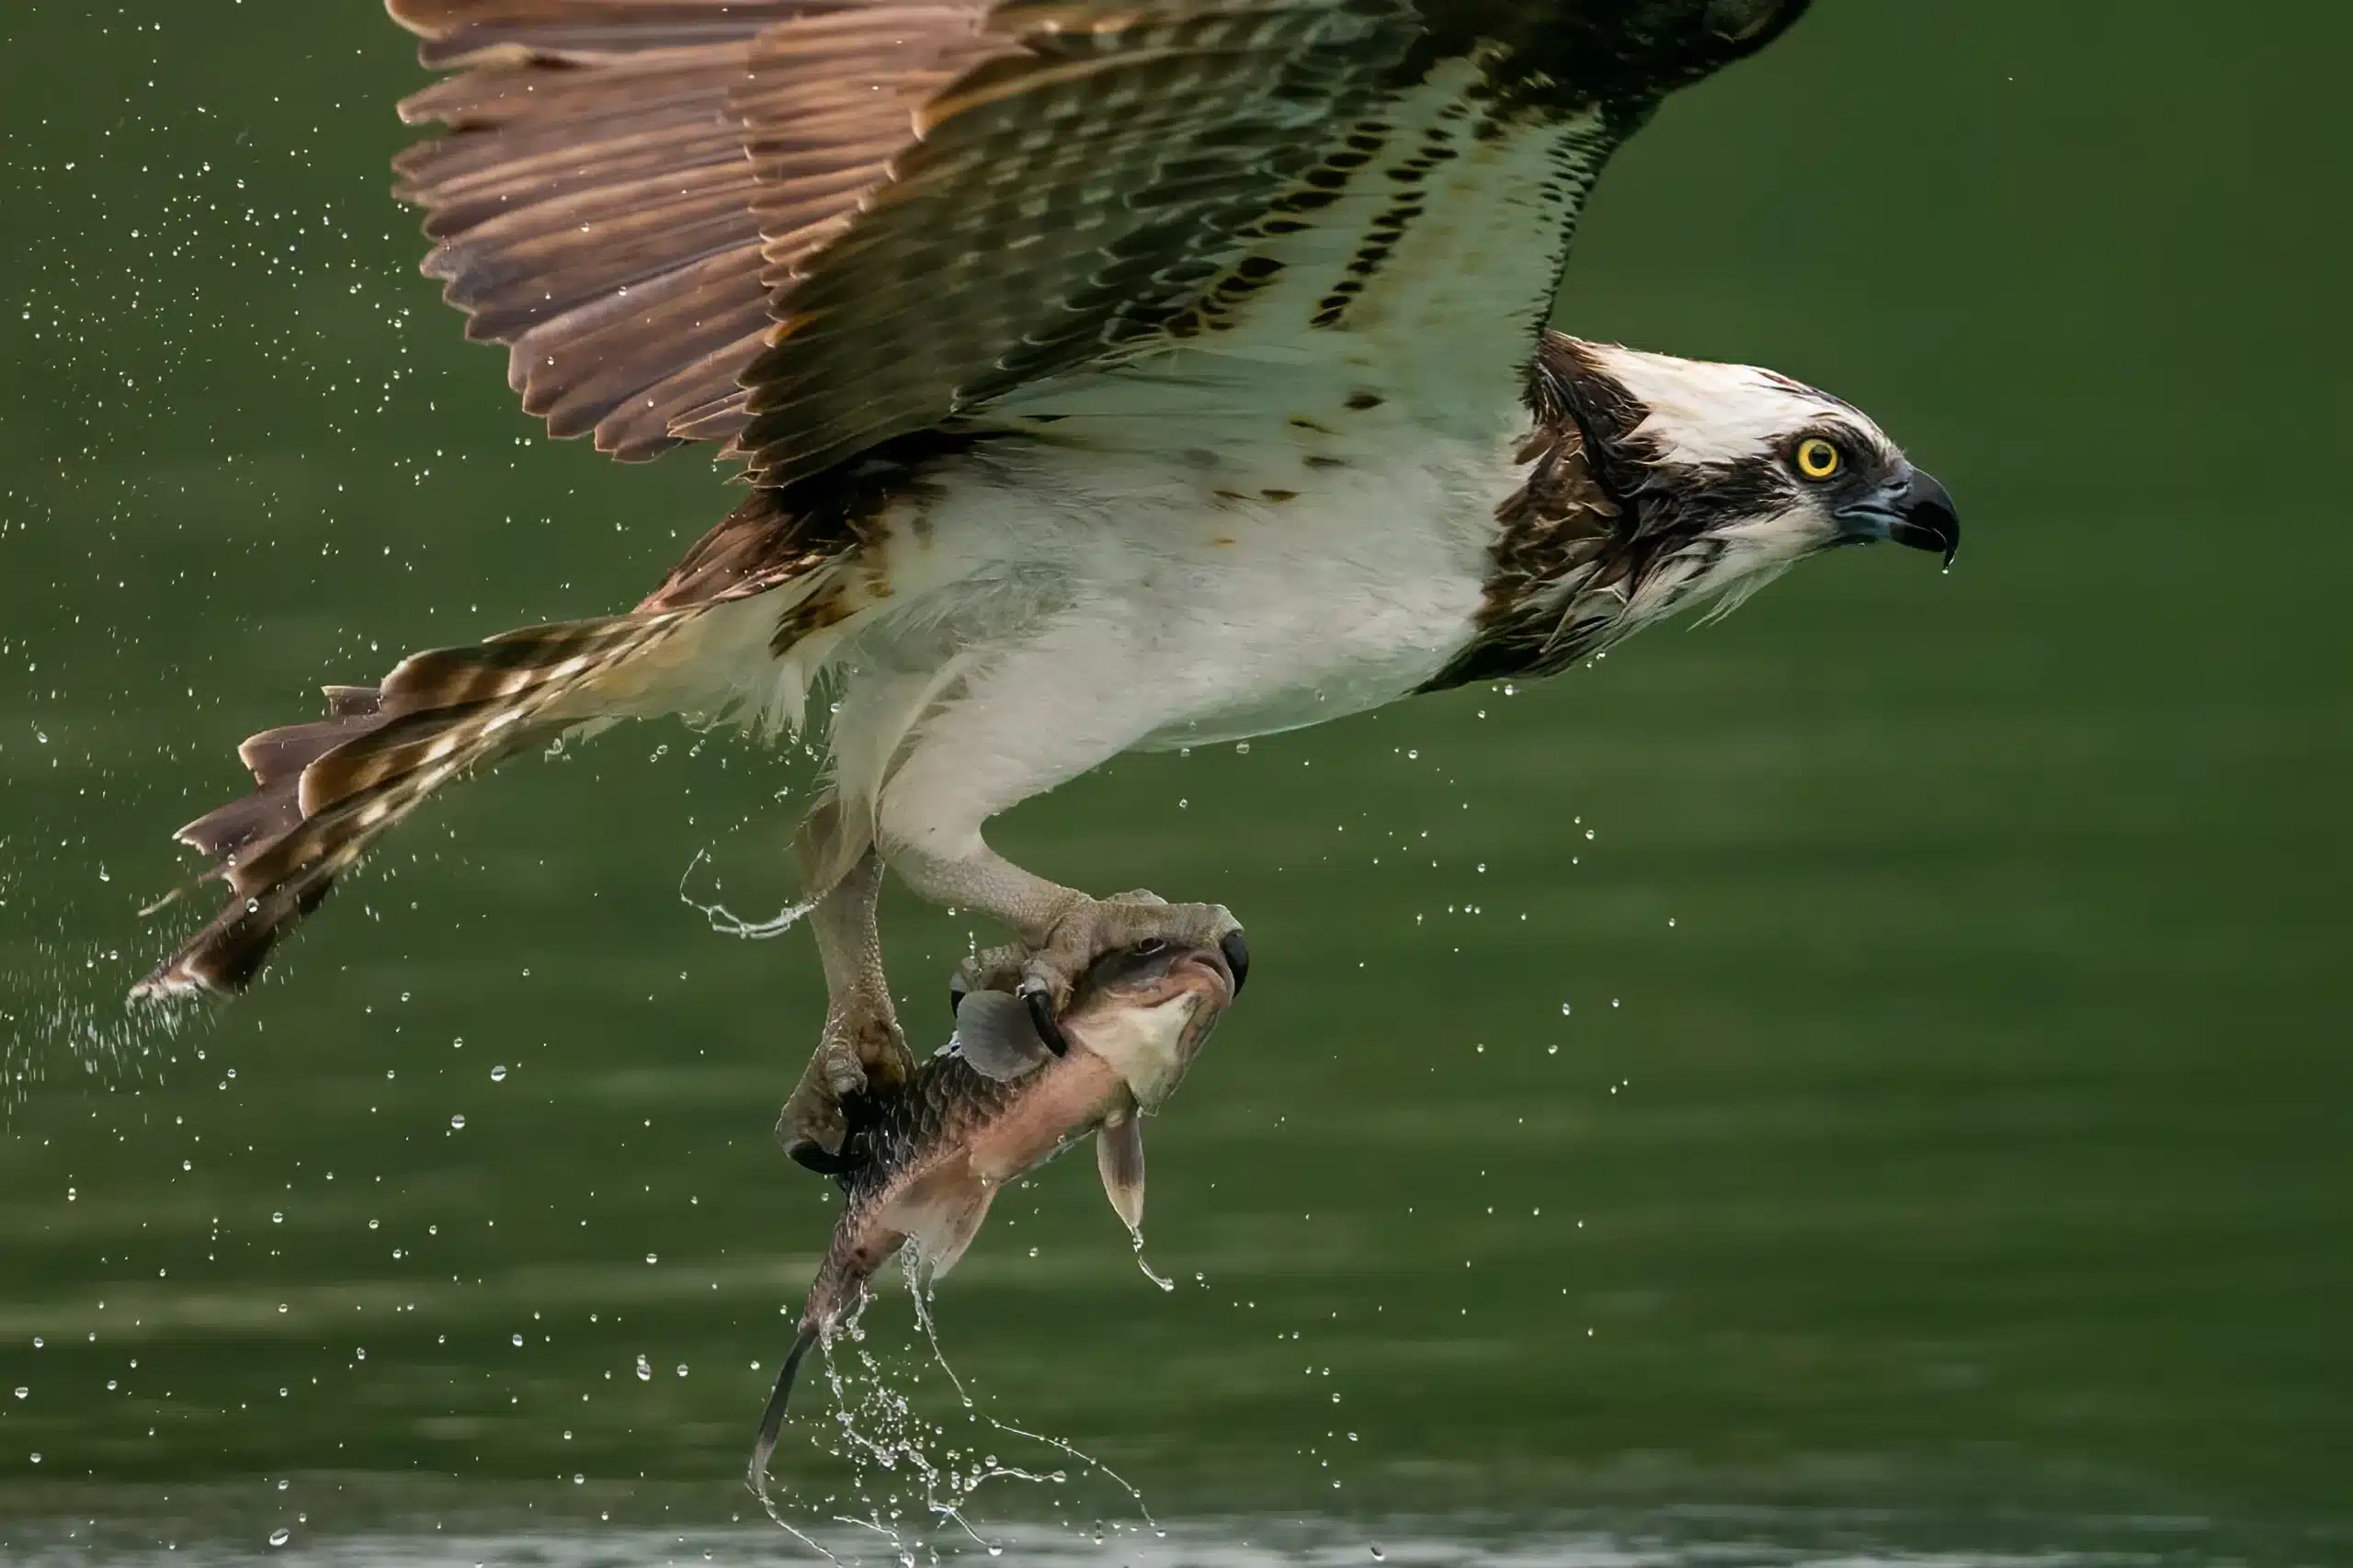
[
  {"left": 748, "top": 1320, "right": 822, "bottom": 1497},
  {"left": 132, "top": 608, "right": 713, "bottom": 999}
]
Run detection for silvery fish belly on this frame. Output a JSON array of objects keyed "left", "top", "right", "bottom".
[{"left": 748, "top": 936, "right": 1242, "bottom": 1492}]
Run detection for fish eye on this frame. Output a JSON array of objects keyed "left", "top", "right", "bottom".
[
  {"left": 1792, "top": 437, "right": 1843, "bottom": 482},
  {"left": 1131, "top": 937, "right": 1171, "bottom": 958}
]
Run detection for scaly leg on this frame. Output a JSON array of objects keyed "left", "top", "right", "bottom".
[
  {"left": 889, "top": 838, "right": 1247, "bottom": 1052},
  {"left": 776, "top": 804, "right": 913, "bottom": 1174}
]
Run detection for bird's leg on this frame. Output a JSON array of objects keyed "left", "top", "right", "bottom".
[
  {"left": 777, "top": 811, "right": 913, "bottom": 1176},
  {"left": 890, "top": 839, "right": 1246, "bottom": 1051}
]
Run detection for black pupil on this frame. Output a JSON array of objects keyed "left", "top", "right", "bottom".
[{"left": 1808, "top": 443, "right": 1834, "bottom": 472}]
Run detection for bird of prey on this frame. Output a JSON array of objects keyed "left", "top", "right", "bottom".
[{"left": 138, "top": 0, "right": 1958, "bottom": 1173}]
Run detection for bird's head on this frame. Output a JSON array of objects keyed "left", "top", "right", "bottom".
[{"left": 1534, "top": 335, "right": 1958, "bottom": 635}]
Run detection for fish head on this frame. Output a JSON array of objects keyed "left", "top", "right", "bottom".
[{"left": 1062, "top": 936, "right": 1239, "bottom": 1111}]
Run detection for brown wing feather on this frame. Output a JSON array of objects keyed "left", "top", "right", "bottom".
[
  {"left": 390, "top": 0, "right": 1001, "bottom": 460},
  {"left": 137, "top": 609, "right": 709, "bottom": 997},
  {"left": 388, "top": 0, "right": 1812, "bottom": 474},
  {"left": 733, "top": 0, "right": 1422, "bottom": 484}
]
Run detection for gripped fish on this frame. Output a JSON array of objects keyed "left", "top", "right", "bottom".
[{"left": 748, "top": 933, "right": 1245, "bottom": 1490}]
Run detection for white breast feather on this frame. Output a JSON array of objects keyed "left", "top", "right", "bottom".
[{"left": 660, "top": 69, "right": 1608, "bottom": 854}]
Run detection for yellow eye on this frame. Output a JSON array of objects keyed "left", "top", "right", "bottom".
[{"left": 1793, "top": 437, "right": 1843, "bottom": 481}]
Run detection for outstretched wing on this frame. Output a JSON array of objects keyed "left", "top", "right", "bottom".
[
  {"left": 389, "top": 0, "right": 1812, "bottom": 477},
  {"left": 390, "top": 1, "right": 1003, "bottom": 461}
]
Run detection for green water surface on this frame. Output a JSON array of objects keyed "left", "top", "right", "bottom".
[{"left": 2, "top": 2, "right": 2347, "bottom": 1561}]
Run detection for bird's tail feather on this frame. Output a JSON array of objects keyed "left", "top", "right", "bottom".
[{"left": 135, "top": 608, "right": 711, "bottom": 999}]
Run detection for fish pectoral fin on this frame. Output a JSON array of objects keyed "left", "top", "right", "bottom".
[
  {"left": 894, "top": 1173, "right": 998, "bottom": 1284},
  {"left": 1097, "top": 1110, "right": 1146, "bottom": 1233},
  {"left": 949, "top": 990, "right": 1055, "bottom": 1081}
]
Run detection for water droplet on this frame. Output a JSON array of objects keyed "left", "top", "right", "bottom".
[
  {"left": 572, "top": 1473, "right": 585, "bottom": 1486},
  {"left": 644, "top": 1252, "right": 657, "bottom": 1265},
  {"left": 12, "top": 1388, "right": 25, "bottom": 1400},
  {"left": 675, "top": 1363, "right": 688, "bottom": 1378},
  {"left": 28, "top": 1453, "right": 40, "bottom": 1465},
  {"left": 276, "top": 1479, "right": 289, "bottom": 1492},
  {"left": 635, "top": 1355, "right": 652, "bottom": 1381},
  {"left": 368, "top": 1219, "right": 380, "bottom": 1230},
  {"left": 449, "top": 1114, "right": 466, "bottom": 1130},
  {"left": 490, "top": 1065, "right": 507, "bottom": 1083},
  {"left": 1559, "top": 1002, "right": 1572, "bottom": 1016},
  {"left": 271, "top": 1210, "right": 283, "bottom": 1224},
  {"left": 267, "top": 1528, "right": 290, "bottom": 1548}
]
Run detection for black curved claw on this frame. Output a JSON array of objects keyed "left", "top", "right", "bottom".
[
  {"left": 786, "top": 1090, "right": 881, "bottom": 1188},
  {"left": 1220, "top": 929, "right": 1251, "bottom": 994},
  {"left": 1019, "top": 981, "right": 1072, "bottom": 1057},
  {"left": 788, "top": 1140, "right": 858, "bottom": 1179}
]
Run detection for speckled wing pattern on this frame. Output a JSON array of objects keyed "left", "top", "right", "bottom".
[
  {"left": 730, "top": 0, "right": 1424, "bottom": 484},
  {"left": 388, "top": 0, "right": 1813, "bottom": 477},
  {"left": 386, "top": 0, "right": 1419, "bottom": 468},
  {"left": 388, "top": 0, "right": 1004, "bottom": 460}
]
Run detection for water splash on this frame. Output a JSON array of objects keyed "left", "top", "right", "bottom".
[
  {"left": 1, "top": 931, "right": 197, "bottom": 1123},
  {"left": 753, "top": 1271, "right": 1162, "bottom": 1562},
  {"left": 676, "top": 846, "right": 818, "bottom": 940},
  {"left": 1127, "top": 1224, "right": 1176, "bottom": 1293}
]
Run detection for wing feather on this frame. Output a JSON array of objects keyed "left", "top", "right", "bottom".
[
  {"left": 733, "top": 0, "right": 1420, "bottom": 482},
  {"left": 391, "top": 0, "right": 997, "bottom": 460},
  {"left": 386, "top": 0, "right": 1815, "bottom": 474},
  {"left": 511, "top": 246, "right": 769, "bottom": 438}
]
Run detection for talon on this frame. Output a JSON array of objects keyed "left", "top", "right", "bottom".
[
  {"left": 787, "top": 1139, "right": 859, "bottom": 1179},
  {"left": 790, "top": 1095, "right": 879, "bottom": 1186},
  {"left": 1220, "top": 929, "right": 1251, "bottom": 994},
  {"left": 1019, "top": 980, "right": 1072, "bottom": 1057},
  {"left": 779, "top": 1005, "right": 908, "bottom": 1186}
]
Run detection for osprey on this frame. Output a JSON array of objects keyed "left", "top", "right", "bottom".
[{"left": 139, "top": 0, "right": 1958, "bottom": 1173}]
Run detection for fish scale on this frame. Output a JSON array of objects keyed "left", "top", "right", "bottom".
[{"left": 747, "top": 937, "right": 1240, "bottom": 1498}]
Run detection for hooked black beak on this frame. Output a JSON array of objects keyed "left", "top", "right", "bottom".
[{"left": 1836, "top": 467, "right": 1960, "bottom": 567}]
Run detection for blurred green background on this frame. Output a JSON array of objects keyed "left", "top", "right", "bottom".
[{"left": 2, "top": 2, "right": 2348, "bottom": 1561}]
